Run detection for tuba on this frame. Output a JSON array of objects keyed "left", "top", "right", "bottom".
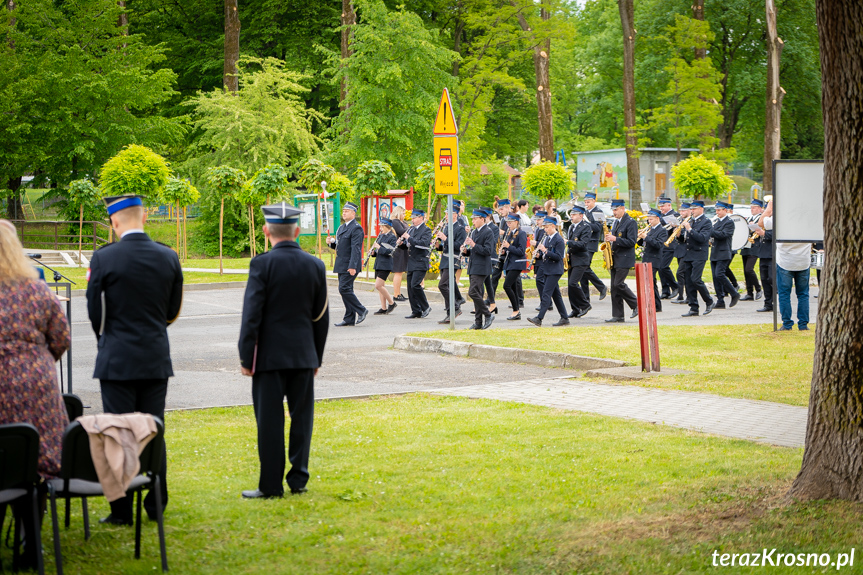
[{"left": 599, "top": 221, "right": 613, "bottom": 269}]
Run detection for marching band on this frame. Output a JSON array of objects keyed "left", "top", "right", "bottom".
[{"left": 334, "top": 194, "right": 798, "bottom": 329}]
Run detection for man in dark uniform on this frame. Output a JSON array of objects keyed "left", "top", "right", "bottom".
[
  {"left": 86, "top": 194, "right": 183, "bottom": 524},
  {"left": 532, "top": 210, "right": 548, "bottom": 311},
  {"left": 565, "top": 205, "right": 594, "bottom": 318},
  {"left": 464, "top": 209, "right": 496, "bottom": 330},
  {"left": 740, "top": 198, "right": 764, "bottom": 301},
  {"left": 680, "top": 200, "right": 716, "bottom": 316},
  {"left": 528, "top": 216, "right": 569, "bottom": 327},
  {"left": 604, "top": 199, "right": 639, "bottom": 322},
  {"left": 481, "top": 208, "right": 499, "bottom": 313},
  {"left": 657, "top": 197, "right": 680, "bottom": 299},
  {"left": 752, "top": 199, "right": 774, "bottom": 312},
  {"left": 709, "top": 201, "right": 741, "bottom": 309},
  {"left": 327, "top": 201, "right": 367, "bottom": 326},
  {"left": 488, "top": 199, "right": 511, "bottom": 301},
  {"left": 435, "top": 204, "right": 466, "bottom": 323},
  {"left": 671, "top": 202, "right": 692, "bottom": 304},
  {"left": 636, "top": 208, "right": 669, "bottom": 313},
  {"left": 398, "top": 209, "right": 433, "bottom": 318},
  {"left": 239, "top": 203, "right": 328, "bottom": 498},
  {"left": 579, "top": 192, "right": 609, "bottom": 303}
]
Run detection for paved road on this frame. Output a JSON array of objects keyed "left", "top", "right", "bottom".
[{"left": 65, "top": 282, "right": 817, "bottom": 414}]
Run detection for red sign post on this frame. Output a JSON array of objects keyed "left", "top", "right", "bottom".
[{"left": 634, "top": 262, "right": 660, "bottom": 372}]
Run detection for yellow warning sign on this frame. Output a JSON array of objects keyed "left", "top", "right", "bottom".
[
  {"left": 433, "top": 88, "right": 458, "bottom": 136},
  {"left": 434, "top": 136, "right": 459, "bottom": 195}
]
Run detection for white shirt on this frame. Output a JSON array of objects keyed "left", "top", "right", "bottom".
[
  {"left": 763, "top": 217, "right": 811, "bottom": 270},
  {"left": 121, "top": 229, "right": 145, "bottom": 238}
]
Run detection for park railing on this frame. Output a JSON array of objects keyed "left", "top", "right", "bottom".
[{"left": 10, "top": 220, "right": 114, "bottom": 251}]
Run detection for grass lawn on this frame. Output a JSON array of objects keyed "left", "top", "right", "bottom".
[
  {"left": 42, "top": 395, "right": 863, "bottom": 574},
  {"left": 409, "top": 324, "right": 816, "bottom": 407}
]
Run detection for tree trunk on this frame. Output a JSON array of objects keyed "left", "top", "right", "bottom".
[
  {"left": 7, "top": 0, "right": 15, "bottom": 48},
  {"left": 117, "top": 1, "right": 127, "bottom": 32},
  {"left": 223, "top": 0, "right": 240, "bottom": 93},
  {"left": 618, "top": 0, "right": 642, "bottom": 207},
  {"left": 788, "top": 0, "right": 863, "bottom": 503},
  {"left": 5, "top": 177, "right": 23, "bottom": 220},
  {"left": 340, "top": 0, "right": 355, "bottom": 111},
  {"left": 692, "top": 0, "right": 705, "bottom": 59},
  {"left": 219, "top": 197, "right": 224, "bottom": 275},
  {"left": 762, "top": 0, "right": 784, "bottom": 193},
  {"left": 78, "top": 204, "right": 84, "bottom": 267},
  {"left": 516, "top": 3, "right": 554, "bottom": 164},
  {"left": 176, "top": 201, "right": 181, "bottom": 256}
]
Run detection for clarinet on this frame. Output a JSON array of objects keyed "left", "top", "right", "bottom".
[{"left": 495, "top": 228, "right": 515, "bottom": 269}]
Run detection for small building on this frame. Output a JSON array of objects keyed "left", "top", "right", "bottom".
[{"left": 574, "top": 147, "right": 699, "bottom": 204}]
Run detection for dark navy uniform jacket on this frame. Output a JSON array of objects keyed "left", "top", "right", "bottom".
[
  {"left": 436, "top": 219, "right": 466, "bottom": 270},
  {"left": 682, "top": 215, "right": 713, "bottom": 262},
  {"left": 710, "top": 216, "right": 735, "bottom": 261},
  {"left": 238, "top": 240, "right": 328, "bottom": 372},
  {"left": 86, "top": 233, "right": 183, "bottom": 380},
  {"left": 584, "top": 206, "right": 605, "bottom": 252},
  {"left": 610, "top": 214, "right": 638, "bottom": 269},
  {"left": 638, "top": 224, "right": 669, "bottom": 267},
  {"left": 566, "top": 219, "right": 594, "bottom": 268},
  {"left": 465, "top": 225, "right": 496, "bottom": 276},
  {"left": 660, "top": 209, "right": 680, "bottom": 255},
  {"left": 373, "top": 231, "right": 397, "bottom": 271},
  {"left": 332, "top": 219, "right": 363, "bottom": 273},
  {"left": 541, "top": 232, "right": 566, "bottom": 276},
  {"left": 503, "top": 229, "right": 528, "bottom": 272},
  {"left": 398, "top": 224, "right": 433, "bottom": 272}
]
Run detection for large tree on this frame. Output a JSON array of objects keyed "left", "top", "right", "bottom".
[
  {"left": 788, "top": 0, "right": 863, "bottom": 502},
  {"left": 762, "top": 0, "right": 784, "bottom": 194},
  {"left": 618, "top": 0, "right": 642, "bottom": 206},
  {"left": 224, "top": 0, "right": 240, "bottom": 93}
]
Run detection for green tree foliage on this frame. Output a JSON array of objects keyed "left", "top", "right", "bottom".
[
  {"left": 671, "top": 154, "right": 733, "bottom": 199},
  {"left": 100, "top": 145, "right": 171, "bottom": 200},
  {"left": 298, "top": 159, "right": 336, "bottom": 195},
  {"left": 353, "top": 160, "right": 397, "bottom": 197},
  {"left": 521, "top": 161, "right": 574, "bottom": 200},
  {"left": 202, "top": 166, "right": 248, "bottom": 265},
  {"left": 413, "top": 161, "right": 436, "bottom": 209},
  {"left": 323, "top": 0, "right": 458, "bottom": 182},
  {"left": 184, "top": 57, "right": 323, "bottom": 179},
  {"left": 248, "top": 164, "right": 291, "bottom": 203},
  {"left": 461, "top": 160, "right": 510, "bottom": 209},
  {"left": 162, "top": 177, "right": 201, "bottom": 207},
  {"left": 327, "top": 173, "right": 357, "bottom": 205},
  {"left": 67, "top": 179, "right": 102, "bottom": 262}
]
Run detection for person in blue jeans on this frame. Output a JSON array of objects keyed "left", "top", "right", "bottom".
[{"left": 762, "top": 206, "right": 812, "bottom": 330}]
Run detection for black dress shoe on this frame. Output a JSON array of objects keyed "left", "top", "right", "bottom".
[
  {"left": 290, "top": 487, "right": 308, "bottom": 495},
  {"left": 756, "top": 306, "right": 773, "bottom": 312},
  {"left": 404, "top": 313, "right": 421, "bottom": 319},
  {"left": 681, "top": 310, "right": 699, "bottom": 317},
  {"left": 356, "top": 308, "right": 368, "bottom": 324},
  {"left": 576, "top": 305, "right": 591, "bottom": 318},
  {"left": 334, "top": 321, "right": 355, "bottom": 327},
  {"left": 507, "top": 313, "right": 521, "bottom": 321},
  {"left": 482, "top": 314, "right": 495, "bottom": 329},
  {"left": 421, "top": 307, "right": 431, "bottom": 318},
  {"left": 527, "top": 316, "right": 542, "bottom": 327},
  {"left": 713, "top": 302, "right": 726, "bottom": 310},
  {"left": 739, "top": 294, "right": 754, "bottom": 301},
  {"left": 242, "top": 489, "right": 282, "bottom": 499},
  {"left": 394, "top": 294, "right": 407, "bottom": 302},
  {"left": 438, "top": 316, "right": 451, "bottom": 324},
  {"left": 630, "top": 308, "right": 638, "bottom": 319},
  {"left": 703, "top": 301, "right": 716, "bottom": 315},
  {"left": 660, "top": 293, "right": 671, "bottom": 300},
  {"left": 386, "top": 302, "right": 398, "bottom": 313},
  {"left": 755, "top": 291, "right": 763, "bottom": 300},
  {"left": 553, "top": 317, "right": 570, "bottom": 326},
  {"left": 454, "top": 308, "right": 462, "bottom": 318},
  {"left": 599, "top": 285, "right": 608, "bottom": 300},
  {"left": 672, "top": 298, "right": 686, "bottom": 304},
  {"left": 605, "top": 317, "right": 624, "bottom": 323},
  {"left": 729, "top": 292, "right": 740, "bottom": 308},
  {"left": 99, "top": 514, "right": 133, "bottom": 526},
  {"left": 568, "top": 309, "right": 578, "bottom": 318},
  {"left": 467, "top": 323, "right": 482, "bottom": 330},
  {"left": 669, "top": 288, "right": 679, "bottom": 299},
  {"left": 535, "top": 306, "right": 542, "bottom": 311},
  {"left": 373, "top": 308, "right": 387, "bottom": 315}
]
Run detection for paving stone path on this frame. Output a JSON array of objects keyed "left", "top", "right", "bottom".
[{"left": 433, "top": 377, "right": 808, "bottom": 448}]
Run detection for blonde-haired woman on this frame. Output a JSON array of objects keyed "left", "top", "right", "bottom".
[
  {"left": 0, "top": 219, "right": 70, "bottom": 570},
  {"left": 389, "top": 205, "right": 409, "bottom": 301}
]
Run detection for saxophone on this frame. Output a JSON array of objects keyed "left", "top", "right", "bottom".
[
  {"left": 599, "top": 221, "right": 613, "bottom": 270},
  {"left": 664, "top": 215, "right": 691, "bottom": 247}
]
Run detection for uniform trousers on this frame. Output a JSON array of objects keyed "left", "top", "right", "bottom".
[
  {"left": 579, "top": 253, "right": 606, "bottom": 301},
  {"left": 490, "top": 265, "right": 503, "bottom": 299},
  {"left": 535, "top": 263, "right": 545, "bottom": 305},
  {"left": 338, "top": 273, "right": 366, "bottom": 323},
  {"left": 406, "top": 270, "right": 430, "bottom": 315},
  {"left": 468, "top": 274, "right": 490, "bottom": 325},
  {"left": 484, "top": 274, "right": 496, "bottom": 305},
  {"left": 567, "top": 265, "right": 591, "bottom": 313},
  {"left": 503, "top": 269, "right": 523, "bottom": 311},
  {"left": 658, "top": 251, "right": 678, "bottom": 295},
  {"left": 759, "top": 258, "right": 774, "bottom": 309},
  {"left": 609, "top": 267, "right": 638, "bottom": 318},
  {"left": 675, "top": 257, "right": 687, "bottom": 300},
  {"left": 252, "top": 369, "right": 314, "bottom": 495},
  {"left": 537, "top": 273, "right": 567, "bottom": 320},
  {"left": 100, "top": 379, "right": 168, "bottom": 520},
  {"left": 648, "top": 263, "right": 663, "bottom": 311},
  {"left": 710, "top": 259, "right": 736, "bottom": 302},
  {"left": 681, "top": 260, "right": 713, "bottom": 311},
  {"left": 727, "top": 254, "right": 739, "bottom": 287},
  {"left": 742, "top": 255, "right": 762, "bottom": 295},
  {"left": 438, "top": 266, "right": 462, "bottom": 312}
]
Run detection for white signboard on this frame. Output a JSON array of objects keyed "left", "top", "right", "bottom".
[{"left": 774, "top": 160, "right": 824, "bottom": 242}]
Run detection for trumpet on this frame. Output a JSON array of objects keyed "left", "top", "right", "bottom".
[
  {"left": 748, "top": 230, "right": 760, "bottom": 243},
  {"left": 637, "top": 223, "right": 651, "bottom": 240},
  {"left": 664, "top": 215, "right": 691, "bottom": 247}
]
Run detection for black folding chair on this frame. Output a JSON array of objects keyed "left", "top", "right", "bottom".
[
  {"left": 46, "top": 416, "right": 168, "bottom": 574},
  {"left": 61, "top": 394, "right": 83, "bottom": 421},
  {"left": 0, "top": 423, "right": 45, "bottom": 575}
]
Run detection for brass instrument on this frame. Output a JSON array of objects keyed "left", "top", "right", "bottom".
[
  {"left": 663, "top": 215, "right": 691, "bottom": 247},
  {"left": 495, "top": 228, "right": 515, "bottom": 269},
  {"left": 637, "top": 223, "right": 651, "bottom": 241},
  {"left": 599, "top": 221, "right": 613, "bottom": 270}
]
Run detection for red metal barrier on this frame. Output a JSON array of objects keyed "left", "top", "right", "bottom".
[{"left": 634, "top": 262, "right": 660, "bottom": 372}]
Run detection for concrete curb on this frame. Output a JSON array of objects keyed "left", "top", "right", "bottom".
[{"left": 392, "top": 336, "right": 626, "bottom": 371}]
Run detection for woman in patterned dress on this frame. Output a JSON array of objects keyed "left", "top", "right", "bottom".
[{"left": 0, "top": 219, "right": 70, "bottom": 569}]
